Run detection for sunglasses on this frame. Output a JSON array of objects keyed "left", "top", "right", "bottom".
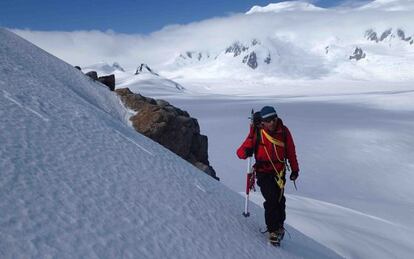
[{"left": 262, "top": 116, "right": 277, "bottom": 123}]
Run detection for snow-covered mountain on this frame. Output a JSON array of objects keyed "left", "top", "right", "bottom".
[
  {"left": 358, "top": 0, "right": 414, "bottom": 11},
  {"left": 164, "top": 37, "right": 329, "bottom": 80},
  {"left": 83, "top": 62, "right": 125, "bottom": 74},
  {"left": 154, "top": 0, "right": 414, "bottom": 83},
  {"left": 246, "top": 1, "right": 326, "bottom": 14},
  {"left": 82, "top": 61, "right": 185, "bottom": 97},
  {"left": 365, "top": 28, "right": 413, "bottom": 44},
  {"left": 163, "top": 27, "right": 414, "bottom": 82}
]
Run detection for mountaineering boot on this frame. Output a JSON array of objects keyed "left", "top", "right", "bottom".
[
  {"left": 276, "top": 227, "right": 285, "bottom": 242},
  {"left": 269, "top": 231, "right": 280, "bottom": 246}
]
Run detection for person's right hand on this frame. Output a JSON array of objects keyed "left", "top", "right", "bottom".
[
  {"left": 253, "top": 111, "right": 262, "bottom": 127},
  {"left": 245, "top": 148, "right": 254, "bottom": 157}
]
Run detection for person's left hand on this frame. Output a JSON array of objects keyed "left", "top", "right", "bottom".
[{"left": 290, "top": 171, "right": 299, "bottom": 181}]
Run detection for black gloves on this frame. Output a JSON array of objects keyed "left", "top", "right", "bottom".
[
  {"left": 253, "top": 111, "right": 262, "bottom": 127},
  {"left": 245, "top": 148, "right": 254, "bottom": 157},
  {"left": 290, "top": 171, "right": 299, "bottom": 181}
]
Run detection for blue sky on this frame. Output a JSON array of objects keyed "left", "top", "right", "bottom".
[{"left": 1, "top": 0, "right": 371, "bottom": 34}]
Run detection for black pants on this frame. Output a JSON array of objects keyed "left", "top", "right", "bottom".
[{"left": 256, "top": 172, "right": 286, "bottom": 232}]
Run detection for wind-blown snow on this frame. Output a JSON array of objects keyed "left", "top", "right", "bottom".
[{"left": 0, "top": 29, "right": 342, "bottom": 258}]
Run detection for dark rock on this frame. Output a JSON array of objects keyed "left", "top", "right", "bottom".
[
  {"left": 365, "top": 29, "right": 379, "bottom": 42},
  {"left": 264, "top": 53, "right": 271, "bottom": 64},
  {"left": 397, "top": 29, "right": 412, "bottom": 42},
  {"left": 380, "top": 29, "right": 392, "bottom": 41},
  {"left": 366, "top": 28, "right": 413, "bottom": 45},
  {"left": 115, "top": 88, "right": 219, "bottom": 180},
  {"left": 98, "top": 74, "right": 115, "bottom": 91},
  {"left": 156, "top": 99, "right": 170, "bottom": 107},
  {"left": 251, "top": 39, "right": 260, "bottom": 46},
  {"left": 85, "top": 71, "right": 98, "bottom": 80},
  {"left": 349, "top": 47, "right": 366, "bottom": 61},
  {"left": 74, "top": 66, "right": 81, "bottom": 71},
  {"left": 115, "top": 88, "right": 156, "bottom": 110},
  {"left": 191, "top": 134, "right": 208, "bottom": 164},
  {"left": 225, "top": 42, "right": 249, "bottom": 57},
  {"left": 193, "top": 161, "right": 219, "bottom": 181},
  {"left": 242, "top": 52, "right": 258, "bottom": 69}
]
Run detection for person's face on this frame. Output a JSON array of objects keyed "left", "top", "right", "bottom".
[{"left": 261, "top": 116, "right": 278, "bottom": 132}]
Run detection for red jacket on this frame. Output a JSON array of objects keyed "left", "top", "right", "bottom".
[{"left": 236, "top": 119, "right": 299, "bottom": 175}]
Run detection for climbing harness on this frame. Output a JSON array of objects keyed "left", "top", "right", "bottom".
[{"left": 260, "top": 129, "right": 287, "bottom": 202}]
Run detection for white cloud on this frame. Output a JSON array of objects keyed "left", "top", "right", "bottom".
[
  {"left": 11, "top": 0, "right": 414, "bottom": 71},
  {"left": 335, "top": 0, "right": 373, "bottom": 8}
]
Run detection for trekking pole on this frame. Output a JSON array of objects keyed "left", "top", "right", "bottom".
[
  {"left": 243, "top": 156, "right": 253, "bottom": 217},
  {"left": 243, "top": 109, "right": 256, "bottom": 217},
  {"left": 285, "top": 159, "right": 298, "bottom": 191}
]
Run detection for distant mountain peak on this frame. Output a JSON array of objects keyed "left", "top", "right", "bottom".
[
  {"left": 83, "top": 62, "right": 125, "bottom": 74},
  {"left": 358, "top": 0, "right": 414, "bottom": 11},
  {"left": 224, "top": 39, "right": 261, "bottom": 58},
  {"left": 246, "top": 1, "right": 325, "bottom": 14},
  {"left": 135, "top": 63, "right": 159, "bottom": 76},
  {"left": 179, "top": 51, "right": 211, "bottom": 61},
  {"left": 225, "top": 41, "right": 249, "bottom": 57},
  {"left": 365, "top": 28, "right": 413, "bottom": 44},
  {"left": 112, "top": 62, "right": 125, "bottom": 72}
]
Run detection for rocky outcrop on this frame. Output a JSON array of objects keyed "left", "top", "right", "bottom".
[
  {"left": 397, "top": 29, "right": 413, "bottom": 43},
  {"left": 97, "top": 74, "right": 115, "bottom": 91},
  {"left": 365, "top": 28, "right": 414, "bottom": 44},
  {"left": 85, "top": 71, "right": 98, "bottom": 80},
  {"left": 82, "top": 70, "right": 115, "bottom": 91},
  {"left": 264, "top": 53, "right": 272, "bottom": 64},
  {"left": 349, "top": 47, "right": 366, "bottom": 61},
  {"left": 380, "top": 29, "right": 392, "bottom": 41},
  {"left": 243, "top": 52, "right": 258, "bottom": 69},
  {"left": 225, "top": 42, "right": 249, "bottom": 57},
  {"left": 115, "top": 87, "right": 219, "bottom": 180}
]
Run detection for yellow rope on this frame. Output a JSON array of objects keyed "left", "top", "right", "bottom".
[
  {"left": 260, "top": 129, "right": 288, "bottom": 201},
  {"left": 263, "top": 146, "right": 285, "bottom": 189},
  {"left": 261, "top": 130, "right": 285, "bottom": 193},
  {"left": 261, "top": 129, "right": 284, "bottom": 147}
]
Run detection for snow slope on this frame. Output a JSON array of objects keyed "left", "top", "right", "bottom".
[
  {"left": 117, "top": 51, "right": 414, "bottom": 258},
  {"left": 82, "top": 62, "right": 186, "bottom": 97},
  {"left": 152, "top": 91, "right": 414, "bottom": 259},
  {"left": 0, "top": 29, "right": 341, "bottom": 258}
]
